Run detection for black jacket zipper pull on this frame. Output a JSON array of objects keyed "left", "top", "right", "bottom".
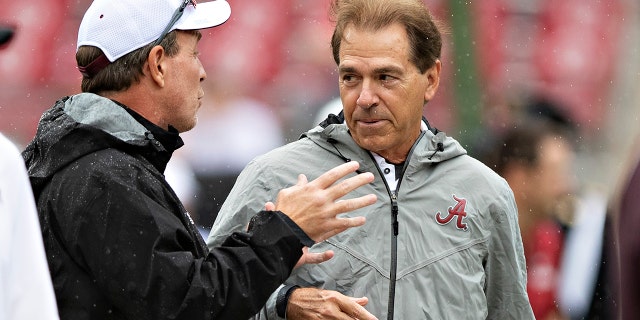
[
  {"left": 391, "top": 193, "right": 399, "bottom": 236},
  {"left": 145, "top": 131, "right": 166, "bottom": 152}
]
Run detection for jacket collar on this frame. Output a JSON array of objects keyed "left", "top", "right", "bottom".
[
  {"left": 113, "top": 100, "right": 184, "bottom": 154},
  {"left": 304, "top": 120, "right": 466, "bottom": 167}
]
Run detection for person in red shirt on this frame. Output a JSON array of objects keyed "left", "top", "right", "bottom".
[{"left": 481, "top": 103, "right": 576, "bottom": 320}]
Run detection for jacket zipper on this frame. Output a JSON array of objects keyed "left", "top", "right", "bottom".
[
  {"left": 330, "top": 129, "right": 428, "bottom": 320},
  {"left": 144, "top": 130, "right": 208, "bottom": 256},
  {"left": 380, "top": 131, "right": 426, "bottom": 320},
  {"left": 388, "top": 192, "right": 399, "bottom": 320}
]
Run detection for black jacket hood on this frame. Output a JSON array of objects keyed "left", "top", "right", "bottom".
[{"left": 23, "top": 93, "right": 175, "bottom": 195}]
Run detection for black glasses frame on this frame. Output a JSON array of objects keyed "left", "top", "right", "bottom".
[{"left": 153, "top": 0, "right": 196, "bottom": 47}]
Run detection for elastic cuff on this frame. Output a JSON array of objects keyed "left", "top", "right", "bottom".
[{"left": 276, "top": 284, "right": 300, "bottom": 318}]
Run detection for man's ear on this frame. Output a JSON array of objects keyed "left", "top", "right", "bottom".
[
  {"left": 146, "top": 45, "right": 166, "bottom": 87},
  {"left": 424, "top": 59, "right": 441, "bottom": 102}
]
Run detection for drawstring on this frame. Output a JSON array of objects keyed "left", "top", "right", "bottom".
[
  {"left": 428, "top": 131, "right": 446, "bottom": 160},
  {"left": 327, "top": 138, "right": 367, "bottom": 174},
  {"left": 428, "top": 142, "right": 444, "bottom": 160}
]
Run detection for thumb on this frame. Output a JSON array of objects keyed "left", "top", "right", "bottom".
[
  {"left": 296, "top": 173, "right": 308, "bottom": 186},
  {"left": 302, "top": 250, "right": 334, "bottom": 265},
  {"left": 264, "top": 201, "right": 276, "bottom": 211}
]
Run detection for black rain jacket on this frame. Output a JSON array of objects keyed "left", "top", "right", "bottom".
[{"left": 23, "top": 93, "right": 308, "bottom": 320}]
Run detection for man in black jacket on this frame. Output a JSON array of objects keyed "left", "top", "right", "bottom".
[{"left": 22, "top": 0, "right": 378, "bottom": 319}]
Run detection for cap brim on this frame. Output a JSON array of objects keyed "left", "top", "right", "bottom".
[{"left": 174, "top": 0, "right": 231, "bottom": 32}]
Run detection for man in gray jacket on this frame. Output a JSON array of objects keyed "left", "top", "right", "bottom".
[{"left": 208, "top": 0, "right": 534, "bottom": 318}]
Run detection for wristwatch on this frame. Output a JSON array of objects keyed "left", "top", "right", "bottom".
[{"left": 276, "top": 284, "right": 300, "bottom": 318}]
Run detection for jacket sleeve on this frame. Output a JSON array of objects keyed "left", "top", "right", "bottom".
[
  {"left": 47, "top": 158, "right": 304, "bottom": 320},
  {"left": 249, "top": 286, "right": 285, "bottom": 320},
  {"left": 484, "top": 184, "right": 536, "bottom": 319},
  {"left": 208, "top": 159, "right": 294, "bottom": 319}
]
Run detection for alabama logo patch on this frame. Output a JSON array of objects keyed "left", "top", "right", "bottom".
[{"left": 435, "top": 194, "right": 469, "bottom": 231}]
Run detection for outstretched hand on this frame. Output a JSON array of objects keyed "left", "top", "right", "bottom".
[
  {"left": 263, "top": 202, "right": 335, "bottom": 268},
  {"left": 271, "top": 161, "right": 376, "bottom": 243}
]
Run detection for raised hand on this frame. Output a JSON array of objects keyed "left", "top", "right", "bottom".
[
  {"left": 273, "top": 161, "right": 376, "bottom": 243},
  {"left": 263, "top": 202, "right": 335, "bottom": 268}
]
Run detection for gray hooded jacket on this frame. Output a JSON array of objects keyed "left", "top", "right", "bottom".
[{"left": 207, "top": 120, "right": 534, "bottom": 320}]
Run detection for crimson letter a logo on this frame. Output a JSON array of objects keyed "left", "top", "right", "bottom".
[{"left": 435, "top": 195, "right": 469, "bottom": 231}]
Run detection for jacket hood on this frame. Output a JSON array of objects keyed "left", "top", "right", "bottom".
[
  {"left": 23, "top": 93, "right": 158, "bottom": 193},
  {"left": 302, "top": 120, "right": 467, "bottom": 173}
]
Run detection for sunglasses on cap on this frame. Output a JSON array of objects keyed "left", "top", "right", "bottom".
[{"left": 153, "top": 0, "right": 197, "bottom": 47}]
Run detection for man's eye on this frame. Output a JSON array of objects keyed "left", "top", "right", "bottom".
[{"left": 342, "top": 75, "right": 356, "bottom": 83}]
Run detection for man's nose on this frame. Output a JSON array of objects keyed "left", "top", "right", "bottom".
[{"left": 356, "top": 80, "right": 379, "bottom": 108}]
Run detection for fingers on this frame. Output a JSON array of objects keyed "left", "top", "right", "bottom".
[
  {"left": 333, "top": 194, "right": 377, "bottom": 215},
  {"left": 302, "top": 250, "right": 334, "bottom": 265},
  {"left": 309, "top": 161, "right": 362, "bottom": 190},
  {"left": 336, "top": 293, "right": 377, "bottom": 320},
  {"left": 313, "top": 195, "right": 378, "bottom": 241},
  {"left": 349, "top": 296, "right": 369, "bottom": 306},
  {"left": 325, "top": 171, "right": 375, "bottom": 202},
  {"left": 295, "top": 248, "right": 335, "bottom": 269},
  {"left": 348, "top": 304, "right": 377, "bottom": 320},
  {"left": 274, "top": 161, "right": 377, "bottom": 243},
  {"left": 287, "top": 288, "right": 377, "bottom": 320},
  {"left": 314, "top": 217, "right": 366, "bottom": 243}
]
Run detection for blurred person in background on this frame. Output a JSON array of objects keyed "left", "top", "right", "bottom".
[
  {"left": 313, "top": 96, "right": 343, "bottom": 126},
  {"left": 479, "top": 96, "right": 617, "bottom": 320},
  {"left": 208, "top": 0, "right": 533, "bottom": 318},
  {"left": 163, "top": 152, "right": 207, "bottom": 238},
  {"left": 0, "top": 24, "right": 59, "bottom": 320},
  {"left": 559, "top": 190, "right": 614, "bottom": 320},
  {"left": 480, "top": 100, "right": 577, "bottom": 320},
  {"left": 178, "top": 74, "right": 284, "bottom": 230},
  {"left": 20, "top": 0, "right": 379, "bottom": 318},
  {"left": 264, "top": 1, "right": 341, "bottom": 141},
  {"left": 614, "top": 134, "right": 640, "bottom": 320}
]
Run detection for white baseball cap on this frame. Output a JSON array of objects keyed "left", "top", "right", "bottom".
[{"left": 77, "top": 0, "right": 231, "bottom": 63}]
